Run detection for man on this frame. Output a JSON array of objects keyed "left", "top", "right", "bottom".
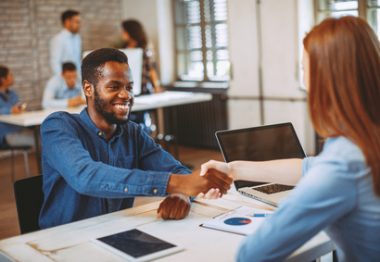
[
  {"left": 39, "top": 48, "right": 232, "bottom": 228},
  {"left": 42, "top": 62, "right": 85, "bottom": 109},
  {"left": 50, "top": 10, "right": 81, "bottom": 75},
  {"left": 0, "top": 65, "right": 33, "bottom": 147}
]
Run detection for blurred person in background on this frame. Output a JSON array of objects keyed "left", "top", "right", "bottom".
[
  {"left": 50, "top": 9, "right": 81, "bottom": 76},
  {"left": 0, "top": 65, "right": 33, "bottom": 147},
  {"left": 43, "top": 62, "right": 85, "bottom": 109}
]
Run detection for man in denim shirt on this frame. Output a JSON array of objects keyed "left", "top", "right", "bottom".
[{"left": 39, "top": 48, "right": 232, "bottom": 228}]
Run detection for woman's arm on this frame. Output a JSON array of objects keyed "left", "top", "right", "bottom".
[
  {"left": 201, "top": 159, "right": 303, "bottom": 186},
  {"left": 229, "top": 159, "right": 303, "bottom": 185}
]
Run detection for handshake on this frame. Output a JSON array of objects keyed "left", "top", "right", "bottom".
[
  {"left": 167, "top": 160, "right": 233, "bottom": 198},
  {"left": 158, "top": 161, "right": 233, "bottom": 220}
]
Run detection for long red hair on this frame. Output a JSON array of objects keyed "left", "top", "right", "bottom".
[{"left": 304, "top": 16, "right": 380, "bottom": 196}]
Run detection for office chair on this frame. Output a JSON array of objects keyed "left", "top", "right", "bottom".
[
  {"left": 13, "top": 175, "right": 43, "bottom": 234},
  {"left": 0, "top": 142, "right": 31, "bottom": 182}
]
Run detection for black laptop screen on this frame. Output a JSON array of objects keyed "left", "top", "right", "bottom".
[{"left": 216, "top": 123, "right": 306, "bottom": 162}]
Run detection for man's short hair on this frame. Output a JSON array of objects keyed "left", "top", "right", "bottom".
[
  {"left": 61, "top": 10, "right": 80, "bottom": 24},
  {"left": 81, "top": 48, "right": 128, "bottom": 86},
  {"left": 62, "top": 62, "right": 76, "bottom": 73}
]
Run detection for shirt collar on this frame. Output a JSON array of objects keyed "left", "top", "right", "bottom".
[
  {"left": 62, "top": 29, "right": 76, "bottom": 37},
  {"left": 79, "top": 108, "right": 125, "bottom": 140}
]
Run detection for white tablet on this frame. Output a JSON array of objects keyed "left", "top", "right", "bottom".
[{"left": 92, "top": 229, "right": 184, "bottom": 262}]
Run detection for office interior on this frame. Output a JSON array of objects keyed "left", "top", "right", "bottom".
[{"left": 1, "top": 0, "right": 378, "bottom": 261}]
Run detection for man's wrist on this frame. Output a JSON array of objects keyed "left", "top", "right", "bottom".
[{"left": 167, "top": 174, "right": 187, "bottom": 195}]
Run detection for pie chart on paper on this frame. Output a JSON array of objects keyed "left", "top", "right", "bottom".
[{"left": 223, "top": 217, "right": 252, "bottom": 226}]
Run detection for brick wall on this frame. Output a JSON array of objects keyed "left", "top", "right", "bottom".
[{"left": 0, "top": 0, "right": 123, "bottom": 110}]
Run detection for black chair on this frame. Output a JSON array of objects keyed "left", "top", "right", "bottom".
[
  {"left": 13, "top": 175, "right": 43, "bottom": 234},
  {"left": 0, "top": 142, "right": 31, "bottom": 182}
]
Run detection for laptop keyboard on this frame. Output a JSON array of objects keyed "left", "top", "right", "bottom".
[{"left": 253, "top": 184, "right": 294, "bottom": 195}]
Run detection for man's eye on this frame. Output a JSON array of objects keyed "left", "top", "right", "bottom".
[{"left": 109, "top": 86, "right": 119, "bottom": 90}]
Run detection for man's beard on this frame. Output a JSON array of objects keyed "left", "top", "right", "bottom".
[{"left": 94, "top": 88, "right": 132, "bottom": 125}]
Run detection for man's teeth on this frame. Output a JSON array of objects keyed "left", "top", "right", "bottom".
[{"left": 115, "top": 104, "right": 128, "bottom": 110}]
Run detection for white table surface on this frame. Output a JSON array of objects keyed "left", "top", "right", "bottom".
[
  {"left": 0, "top": 91, "right": 212, "bottom": 127},
  {"left": 0, "top": 191, "right": 334, "bottom": 262}
]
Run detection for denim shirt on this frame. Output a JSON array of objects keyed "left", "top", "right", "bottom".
[
  {"left": 39, "top": 109, "right": 190, "bottom": 228},
  {"left": 0, "top": 90, "right": 22, "bottom": 142},
  {"left": 237, "top": 137, "right": 380, "bottom": 262}
]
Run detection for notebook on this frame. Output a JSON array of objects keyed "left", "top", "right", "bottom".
[{"left": 216, "top": 122, "right": 306, "bottom": 207}]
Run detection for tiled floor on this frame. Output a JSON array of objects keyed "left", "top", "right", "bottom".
[{"left": 0, "top": 146, "right": 223, "bottom": 240}]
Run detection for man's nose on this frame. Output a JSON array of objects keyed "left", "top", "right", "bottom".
[{"left": 119, "top": 88, "right": 133, "bottom": 100}]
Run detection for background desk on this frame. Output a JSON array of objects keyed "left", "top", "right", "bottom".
[
  {"left": 0, "top": 192, "right": 334, "bottom": 262},
  {"left": 0, "top": 91, "right": 212, "bottom": 173}
]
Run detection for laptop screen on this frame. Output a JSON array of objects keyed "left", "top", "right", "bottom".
[{"left": 216, "top": 123, "right": 306, "bottom": 163}]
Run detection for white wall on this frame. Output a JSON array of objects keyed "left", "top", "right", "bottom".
[{"left": 227, "top": 0, "right": 315, "bottom": 154}]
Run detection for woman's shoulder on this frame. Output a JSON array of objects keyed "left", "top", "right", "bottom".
[{"left": 313, "top": 136, "right": 367, "bottom": 174}]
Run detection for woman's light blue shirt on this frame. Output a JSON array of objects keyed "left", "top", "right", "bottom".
[{"left": 237, "top": 137, "right": 380, "bottom": 261}]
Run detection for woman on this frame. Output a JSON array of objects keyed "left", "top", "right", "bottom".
[
  {"left": 120, "top": 19, "right": 162, "bottom": 133},
  {"left": 201, "top": 16, "right": 380, "bottom": 261},
  {"left": 121, "top": 19, "right": 161, "bottom": 94}
]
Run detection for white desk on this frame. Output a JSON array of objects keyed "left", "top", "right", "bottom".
[
  {"left": 0, "top": 192, "right": 334, "bottom": 262},
  {"left": 0, "top": 91, "right": 212, "bottom": 127}
]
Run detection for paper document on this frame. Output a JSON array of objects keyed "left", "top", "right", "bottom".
[{"left": 200, "top": 206, "right": 273, "bottom": 236}]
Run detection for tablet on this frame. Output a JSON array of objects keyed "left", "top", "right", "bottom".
[{"left": 93, "top": 229, "right": 184, "bottom": 261}]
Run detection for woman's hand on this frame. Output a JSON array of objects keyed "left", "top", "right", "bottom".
[{"left": 198, "top": 160, "right": 234, "bottom": 199}]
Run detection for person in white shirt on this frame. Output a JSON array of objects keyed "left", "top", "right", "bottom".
[
  {"left": 42, "top": 62, "right": 85, "bottom": 109},
  {"left": 50, "top": 10, "right": 81, "bottom": 75}
]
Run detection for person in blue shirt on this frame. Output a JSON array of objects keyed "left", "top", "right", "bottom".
[
  {"left": 39, "top": 48, "right": 232, "bottom": 229},
  {"left": 200, "top": 16, "right": 380, "bottom": 261},
  {"left": 0, "top": 65, "right": 33, "bottom": 147},
  {"left": 50, "top": 10, "right": 81, "bottom": 76},
  {"left": 42, "top": 62, "right": 85, "bottom": 109}
]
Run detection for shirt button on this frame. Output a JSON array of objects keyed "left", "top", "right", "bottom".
[
  {"left": 152, "top": 188, "right": 158, "bottom": 195},
  {"left": 124, "top": 187, "right": 128, "bottom": 193},
  {"left": 97, "top": 131, "right": 103, "bottom": 137}
]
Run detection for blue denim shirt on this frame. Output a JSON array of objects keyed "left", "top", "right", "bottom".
[
  {"left": 39, "top": 108, "right": 190, "bottom": 228},
  {"left": 0, "top": 90, "right": 22, "bottom": 143},
  {"left": 237, "top": 137, "right": 380, "bottom": 261}
]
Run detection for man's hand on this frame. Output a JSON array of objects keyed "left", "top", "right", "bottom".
[
  {"left": 198, "top": 160, "right": 234, "bottom": 199},
  {"left": 68, "top": 96, "right": 86, "bottom": 107},
  {"left": 157, "top": 194, "right": 191, "bottom": 220},
  {"left": 167, "top": 169, "right": 233, "bottom": 197},
  {"left": 11, "top": 103, "right": 26, "bottom": 114}
]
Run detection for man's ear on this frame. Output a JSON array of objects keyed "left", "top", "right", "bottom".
[{"left": 83, "top": 80, "right": 94, "bottom": 99}]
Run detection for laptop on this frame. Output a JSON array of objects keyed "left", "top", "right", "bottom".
[{"left": 215, "top": 122, "right": 306, "bottom": 207}]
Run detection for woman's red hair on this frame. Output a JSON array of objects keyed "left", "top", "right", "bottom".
[{"left": 304, "top": 16, "right": 380, "bottom": 196}]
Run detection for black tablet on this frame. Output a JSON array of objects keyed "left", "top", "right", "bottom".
[{"left": 93, "top": 229, "right": 183, "bottom": 261}]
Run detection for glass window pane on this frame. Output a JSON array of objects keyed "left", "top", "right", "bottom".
[
  {"left": 368, "top": 0, "right": 380, "bottom": 7},
  {"left": 187, "top": 26, "right": 202, "bottom": 49},
  {"left": 318, "top": 0, "right": 358, "bottom": 11},
  {"left": 367, "top": 8, "right": 380, "bottom": 37}
]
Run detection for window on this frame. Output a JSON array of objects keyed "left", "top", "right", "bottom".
[
  {"left": 315, "top": 0, "right": 380, "bottom": 36},
  {"left": 174, "top": 0, "right": 230, "bottom": 82}
]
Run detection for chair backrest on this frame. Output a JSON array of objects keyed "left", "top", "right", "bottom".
[{"left": 13, "top": 175, "right": 43, "bottom": 234}]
